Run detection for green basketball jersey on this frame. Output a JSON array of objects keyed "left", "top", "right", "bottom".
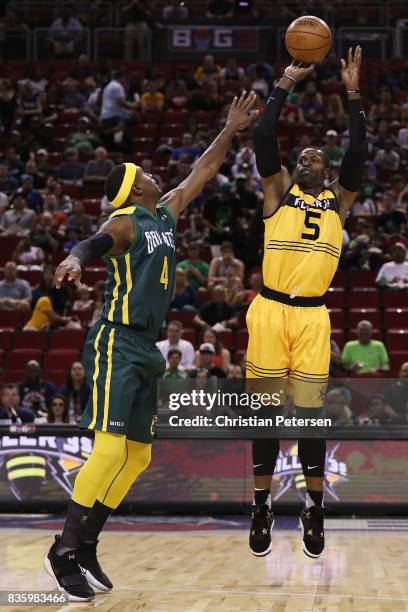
[{"left": 100, "top": 204, "right": 176, "bottom": 339}]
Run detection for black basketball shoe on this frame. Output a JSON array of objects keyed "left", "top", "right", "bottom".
[
  {"left": 77, "top": 540, "right": 113, "bottom": 592},
  {"left": 300, "top": 506, "right": 325, "bottom": 558},
  {"left": 249, "top": 504, "right": 274, "bottom": 556},
  {"left": 44, "top": 535, "right": 95, "bottom": 602}
]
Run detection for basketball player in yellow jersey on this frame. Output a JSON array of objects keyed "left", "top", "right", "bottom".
[{"left": 248, "top": 47, "right": 367, "bottom": 558}]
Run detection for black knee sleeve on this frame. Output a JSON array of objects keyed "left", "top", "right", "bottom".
[
  {"left": 252, "top": 438, "right": 280, "bottom": 476},
  {"left": 298, "top": 438, "right": 326, "bottom": 478}
]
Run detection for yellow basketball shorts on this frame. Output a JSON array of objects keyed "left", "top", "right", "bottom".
[{"left": 246, "top": 294, "right": 331, "bottom": 408}]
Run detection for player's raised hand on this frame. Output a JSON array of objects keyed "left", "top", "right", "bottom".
[
  {"left": 283, "top": 60, "right": 315, "bottom": 84},
  {"left": 54, "top": 254, "right": 82, "bottom": 289},
  {"left": 226, "top": 90, "right": 259, "bottom": 131},
  {"left": 340, "top": 46, "right": 362, "bottom": 90}
]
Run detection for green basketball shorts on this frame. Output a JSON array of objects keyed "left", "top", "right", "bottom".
[{"left": 80, "top": 319, "right": 165, "bottom": 443}]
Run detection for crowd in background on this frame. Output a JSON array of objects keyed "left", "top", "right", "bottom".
[{"left": 0, "top": 45, "right": 407, "bottom": 425}]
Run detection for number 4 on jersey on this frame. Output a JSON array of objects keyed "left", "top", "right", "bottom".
[{"left": 160, "top": 255, "right": 169, "bottom": 289}]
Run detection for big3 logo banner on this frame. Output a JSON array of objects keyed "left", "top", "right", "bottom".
[
  {"left": 0, "top": 435, "right": 91, "bottom": 501},
  {"left": 272, "top": 443, "right": 348, "bottom": 501}
]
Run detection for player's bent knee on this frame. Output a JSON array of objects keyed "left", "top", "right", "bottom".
[{"left": 127, "top": 440, "right": 152, "bottom": 474}]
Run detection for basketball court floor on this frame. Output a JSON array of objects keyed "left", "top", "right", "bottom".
[{"left": 1, "top": 515, "right": 407, "bottom": 611}]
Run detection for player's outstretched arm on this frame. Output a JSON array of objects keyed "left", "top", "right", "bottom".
[
  {"left": 54, "top": 216, "right": 135, "bottom": 288},
  {"left": 159, "top": 91, "right": 259, "bottom": 219},
  {"left": 254, "top": 61, "right": 314, "bottom": 217},
  {"left": 338, "top": 46, "right": 368, "bottom": 226}
]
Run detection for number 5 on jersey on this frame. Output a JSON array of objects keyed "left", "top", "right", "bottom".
[
  {"left": 301, "top": 210, "right": 321, "bottom": 241},
  {"left": 160, "top": 255, "right": 169, "bottom": 289}
]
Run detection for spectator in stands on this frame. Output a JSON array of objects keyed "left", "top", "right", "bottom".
[
  {"left": 350, "top": 189, "right": 377, "bottom": 216},
  {"left": 206, "top": 0, "right": 233, "bottom": 18},
  {"left": 49, "top": 181, "right": 73, "bottom": 215},
  {"left": 323, "top": 130, "right": 344, "bottom": 168},
  {"left": 374, "top": 139, "right": 400, "bottom": 171},
  {"left": 163, "top": 349, "right": 189, "bottom": 380},
  {"left": 121, "top": 0, "right": 155, "bottom": 61},
  {"left": 358, "top": 394, "right": 399, "bottom": 426},
  {"left": 325, "top": 93, "right": 346, "bottom": 132},
  {"left": 369, "top": 87, "right": 400, "bottom": 123},
  {"left": 140, "top": 81, "right": 165, "bottom": 112},
  {"left": 40, "top": 193, "right": 68, "bottom": 234},
  {"left": 13, "top": 236, "right": 44, "bottom": 270},
  {"left": 162, "top": 0, "right": 189, "bottom": 19},
  {"left": 234, "top": 173, "right": 258, "bottom": 212},
  {"left": 189, "top": 79, "right": 221, "bottom": 112},
  {"left": 84, "top": 147, "right": 114, "bottom": 181},
  {"left": 49, "top": 6, "right": 84, "bottom": 58},
  {"left": 384, "top": 362, "right": 408, "bottom": 424},
  {"left": 67, "top": 200, "right": 93, "bottom": 236},
  {"left": 208, "top": 242, "right": 244, "bottom": 289},
  {"left": 31, "top": 264, "right": 56, "bottom": 308},
  {"left": 0, "top": 163, "right": 18, "bottom": 195},
  {"left": 68, "top": 117, "right": 100, "bottom": 155},
  {"left": 0, "top": 384, "right": 35, "bottom": 424},
  {"left": 0, "top": 261, "right": 31, "bottom": 311},
  {"left": 100, "top": 70, "right": 139, "bottom": 150},
  {"left": 0, "top": 78, "right": 16, "bottom": 134},
  {"left": 299, "top": 81, "right": 324, "bottom": 123},
  {"left": 60, "top": 362, "right": 90, "bottom": 422},
  {"left": 330, "top": 338, "right": 344, "bottom": 376},
  {"left": 18, "top": 360, "right": 56, "bottom": 416},
  {"left": 170, "top": 269, "right": 197, "bottom": 311},
  {"left": 195, "top": 328, "right": 230, "bottom": 371},
  {"left": 376, "top": 242, "right": 408, "bottom": 289},
  {"left": 177, "top": 243, "right": 209, "bottom": 290},
  {"left": 322, "top": 388, "right": 352, "bottom": 426},
  {"left": 0, "top": 191, "right": 36, "bottom": 235},
  {"left": 220, "top": 59, "right": 245, "bottom": 83},
  {"left": 231, "top": 147, "right": 259, "bottom": 181},
  {"left": 45, "top": 394, "right": 72, "bottom": 424},
  {"left": 194, "top": 54, "right": 221, "bottom": 83},
  {"left": 203, "top": 182, "right": 244, "bottom": 251},
  {"left": 61, "top": 78, "right": 85, "bottom": 111},
  {"left": 165, "top": 78, "right": 190, "bottom": 109},
  {"left": 341, "top": 320, "right": 389, "bottom": 376},
  {"left": 169, "top": 162, "right": 191, "bottom": 189},
  {"left": 73, "top": 285, "right": 94, "bottom": 311},
  {"left": 234, "top": 270, "right": 262, "bottom": 307},
  {"left": 195, "top": 343, "right": 226, "bottom": 378},
  {"left": 16, "top": 82, "right": 42, "bottom": 131},
  {"left": 5, "top": 147, "right": 25, "bottom": 181},
  {"left": 194, "top": 285, "right": 238, "bottom": 330},
  {"left": 227, "top": 364, "right": 243, "bottom": 378},
  {"left": 35, "top": 149, "right": 53, "bottom": 179},
  {"left": 169, "top": 133, "right": 203, "bottom": 166},
  {"left": 24, "top": 287, "right": 76, "bottom": 332},
  {"left": 58, "top": 148, "right": 84, "bottom": 182},
  {"left": 31, "top": 212, "right": 63, "bottom": 254},
  {"left": 25, "top": 159, "right": 47, "bottom": 190},
  {"left": 20, "top": 175, "right": 43, "bottom": 213},
  {"left": 157, "top": 320, "right": 195, "bottom": 369}
]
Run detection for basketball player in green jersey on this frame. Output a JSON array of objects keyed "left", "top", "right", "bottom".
[{"left": 44, "top": 91, "right": 258, "bottom": 601}]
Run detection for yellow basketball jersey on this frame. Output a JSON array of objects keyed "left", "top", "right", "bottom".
[{"left": 263, "top": 183, "right": 342, "bottom": 297}]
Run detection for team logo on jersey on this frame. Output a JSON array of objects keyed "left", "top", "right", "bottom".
[
  {"left": 272, "top": 443, "right": 348, "bottom": 501},
  {"left": 145, "top": 230, "right": 175, "bottom": 254}
]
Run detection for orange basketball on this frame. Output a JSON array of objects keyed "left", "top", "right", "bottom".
[{"left": 285, "top": 15, "right": 332, "bottom": 64}]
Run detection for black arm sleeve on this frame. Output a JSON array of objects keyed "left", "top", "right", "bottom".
[
  {"left": 253, "top": 87, "right": 289, "bottom": 178},
  {"left": 71, "top": 232, "right": 114, "bottom": 266},
  {"left": 338, "top": 98, "right": 368, "bottom": 192}
]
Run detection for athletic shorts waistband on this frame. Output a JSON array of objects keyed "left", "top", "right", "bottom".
[
  {"left": 260, "top": 286, "right": 326, "bottom": 307},
  {"left": 99, "top": 318, "right": 157, "bottom": 342}
]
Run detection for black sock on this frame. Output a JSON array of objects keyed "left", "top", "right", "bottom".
[
  {"left": 254, "top": 489, "right": 270, "bottom": 506},
  {"left": 78, "top": 500, "right": 113, "bottom": 545},
  {"left": 56, "top": 499, "right": 90, "bottom": 555},
  {"left": 306, "top": 489, "right": 323, "bottom": 508}
]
